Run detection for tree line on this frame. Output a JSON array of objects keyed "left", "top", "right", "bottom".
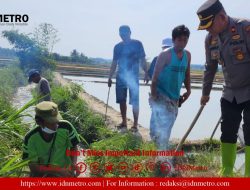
[{"left": 2, "top": 23, "right": 94, "bottom": 75}]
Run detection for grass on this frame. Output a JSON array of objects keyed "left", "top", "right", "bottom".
[
  {"left": 47, "top": 72, "right": 227, "bottom": 177},
  {"left": 0, "top": 65, "right": 231, "bottom": 177},
  {"left": 0, "top": 65, "right": 37, "bottom": 176},
  {"left": 177, "top": 149, "right": 220, "bottom": 177},
  {"left": 45, "top": 74, "right": 158, "bottom": 177},
  {"left": 0, "top": 65, "right": 27, "bottom": 102},
  {"left": 86, "top": 133, "right": 156, "bottom": 177},
  {"left": 50, "top": 82, "right": 114, "bottom": 145},
  {"left": 176, "top": 139, "right": 244, "bottom": 177}
]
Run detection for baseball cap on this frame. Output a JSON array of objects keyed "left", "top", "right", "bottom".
[
  {"left": 162, "top": 38, "right": 173, "bottom": 48},
  {"left": 28, "top": 69, "right": 40, "bottom": 82}
]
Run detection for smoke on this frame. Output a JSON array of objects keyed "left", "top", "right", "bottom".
[
  {"left": 116, "top": 45, "right": 141, "bottom": 106},
  {"left": 149, "top": 95, "right": 178, "bottom": 150}
]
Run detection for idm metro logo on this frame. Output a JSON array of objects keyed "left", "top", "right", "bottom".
[{"left": 0, "top": 14, "right": 29, "bottom": 26}]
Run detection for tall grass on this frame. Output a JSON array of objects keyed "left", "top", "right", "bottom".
[
  {"left": 0, "top": 66, "right": 36, "bottom": 176},
  {"left": 86, "top": 133, "right": 156, "bottom": 177},
  {"left": 50, "top": 83, "right": 114, "bottom": 145},
  {"left": 0, "top": 66, "right": 27, "bottom": 103}
]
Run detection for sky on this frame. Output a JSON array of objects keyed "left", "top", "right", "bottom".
[{"left": 0, "top": 0, "right": 250, "bottom": 64}]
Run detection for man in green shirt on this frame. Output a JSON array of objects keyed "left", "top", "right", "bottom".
[{"left": 23, "top": 101, "right": 81, "bottom": 177}]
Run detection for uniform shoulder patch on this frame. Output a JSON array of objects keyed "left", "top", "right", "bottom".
[
  {"left": 232, "top": 34, "right": 241, "bottom": 40},
  {"left": 210, "top": 37, "right": 218, "bottom": 45},
  {"left": 246, "top": 25, "right": 250, "bottom": 32},
  {"left": 231, "top": 26, "right": 236, "bottom": 33},
  {"left": 245, "top": 25, "right": 250, "bottom": 36}
]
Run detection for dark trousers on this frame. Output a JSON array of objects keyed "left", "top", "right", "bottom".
[{"left": 221, "top": 98, "right": 250, "bottom": 145}]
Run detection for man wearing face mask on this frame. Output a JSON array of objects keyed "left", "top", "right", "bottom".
[
  {"left": 23, "top": 101, "right": 80, "bottom": 177},
  {"left": 197, "top": 0, "right": 250, "bottom": 177}
]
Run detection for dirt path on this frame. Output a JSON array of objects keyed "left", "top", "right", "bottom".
[{"left": 54, "top": 72, "right": 151, "bottom": 141}]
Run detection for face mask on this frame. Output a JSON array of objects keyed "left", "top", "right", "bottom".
[{"left": 41, "top": 125, "right": 58, "bottom": 134}]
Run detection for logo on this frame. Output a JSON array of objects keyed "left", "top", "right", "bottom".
[
  {"left": 90, "top": 162, "right": 101, "bottom": 175},
  {"left": 236, "top": 52, "right": 244, "bottom": 61},
  {"left": 211, "top": 39, "right": 218, "bottom": 45},
  {"left": 231, "top": 26, "right": 236, "bottom": 33},
  {"left": 51, "top": 106, "right": 58, "bottom": 116},
  {"left": 245, "top": 25, "right": 250, "bottom": 36},
  {"left": 75, "top": 162, "right": 87, "bottom": 174},
  {"left": 0, "top": 14, "right": 29, "bottom": 26},
  {"left": 246, "top": 25, "right": 250, "bottom": 32},
  {"left": 117, "top": 162, "right": 129, "bottom": 174},
  {"left": 232, "top": 34, "right": 241, "bottom": 40},
  {"left": 146, "top": 161, "right": 156, "bottom": 172},
  {"left": 160, "top": 161, "right": 172, "bottom": 175},
  {"left": 104, "top": 162, "right": 115, "bottom": 173},
  {"left": 131, "top": 162, "right": 143, "bottom": 173}
]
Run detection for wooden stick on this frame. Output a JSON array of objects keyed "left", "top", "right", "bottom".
[
  {"left": 175, "top": 105, "right": 205, "bottom": 151},
  {"left": 104, "top": 87, "right": 111, "bottom": 121},
  {"left": 210, "top": 116, "right": 221, "bottom": 141}
]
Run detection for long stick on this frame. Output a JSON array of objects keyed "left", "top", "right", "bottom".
[
  {"left": 104, "top": 87, "right": 111, "bottom": 121},
  {"left": 210, "top": 116, "right": 221, "bottom": 140},
  {"left": 175, "top": 105, "right": 205, "bottom": 151}
]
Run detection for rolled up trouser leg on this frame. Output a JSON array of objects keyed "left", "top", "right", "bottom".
[{"left": 221, "top": 143, "right": 237, "bottom": 177}]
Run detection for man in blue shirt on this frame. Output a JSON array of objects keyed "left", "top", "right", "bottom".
[{"left": 108, "top": 25, "right": 149, "bottom": 132}]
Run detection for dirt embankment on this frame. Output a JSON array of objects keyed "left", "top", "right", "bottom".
[{"left": 54, "top": 72, "right": 151, "bottom": 141}]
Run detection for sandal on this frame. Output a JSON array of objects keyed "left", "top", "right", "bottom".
[
  {"left": 129, "top": 126, "right": 138, "bottom": 133},
  {"left": 116, "top": 123, "right": 127, "bottom": 130}
]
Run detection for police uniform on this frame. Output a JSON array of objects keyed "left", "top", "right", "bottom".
[{"left": 197, "top": 0, "right": 250, "bottom": 177}]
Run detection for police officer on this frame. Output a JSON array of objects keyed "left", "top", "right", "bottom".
[{"left": 197, "top": 0, "right": 250, "bottom": 177}]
